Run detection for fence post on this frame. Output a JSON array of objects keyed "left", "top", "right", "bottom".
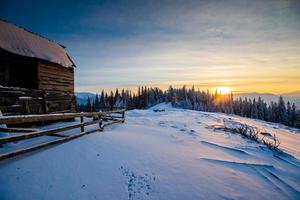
[
  {"left": 122, "top": 110, "right": 125, "bottom": 123},
  {"left": 98, "top": 115, "right": 103, "bottom": 131},
  {"left": 42, "top": 92, "right": 48, "bottom": 114},
  {"left": 80, "top": 116, "right": 84, "bottom": 132}
]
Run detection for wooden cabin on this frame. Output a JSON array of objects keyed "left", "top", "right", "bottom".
[{"left": 0, "top": 20, "right": 76, "bottom": 115}]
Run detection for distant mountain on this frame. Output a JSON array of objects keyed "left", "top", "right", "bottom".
[
  {"left": 234, "top": 92, "right": 300, "bottom": 108},
  {"left": 75, "top": 92, "right": 96, "bottom": 105},
  {"left": 234, "top": 93, "right": 277, "bottom": 102},
  {"left": 281, "top": 90, "right": 300, "bottom": 97}
]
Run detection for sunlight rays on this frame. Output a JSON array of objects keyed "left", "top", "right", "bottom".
[{"left": 211, "top": 87, "right": 232, "bottom": 95}]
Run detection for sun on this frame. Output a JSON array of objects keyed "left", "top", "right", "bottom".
[{"left": 212, "top": 87, "right": 232, "bottom": 95}]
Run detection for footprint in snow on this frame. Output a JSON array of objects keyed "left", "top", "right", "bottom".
[
  {"left": 119, "top": 166, "right": 156, "bottom": 200},
  {"left": 180, "top": 128, "right": 198, "bottom": 136}
]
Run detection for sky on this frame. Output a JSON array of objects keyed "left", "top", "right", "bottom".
[{"left": 1, "top": 0, "right": 300, "bottom": 94}]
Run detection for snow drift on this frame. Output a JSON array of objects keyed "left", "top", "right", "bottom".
[{"left": 0, "top": 103, "right": 299, "bottom": 199}]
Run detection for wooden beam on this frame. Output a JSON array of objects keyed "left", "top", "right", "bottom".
[
  {"left": 80, "top": 116, "right": 84, "bottom": 132},
  {"left": 0, "top": 128, "right": 101, "bottom": 161},
  {"left": 102, "top": 119, "right": 124, "bottom": 128},
  {"left": 0, "top": 127, "right": 37, "bottom": 133},
  {"left": 42, "top": 92, "right": 48, "bottom": 114},
  {"left": 0, "top": 119, "right": 101, "bottom": 145},
  {"left": 102, "top": 117, "right": 121, "bottom": 121},
  {"left": 0, "top": 109, "right": 125, "bottom": 160},
  {"left": 0, "top": 109, "right": 125, "bottom": 125}
]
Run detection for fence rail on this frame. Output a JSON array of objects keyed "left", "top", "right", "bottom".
[
  {"left": 0, "top": 109, "right": 125, "bottom": 125},
  {"left": 0, "top": 109, "right": 125, "bottom": 160}
]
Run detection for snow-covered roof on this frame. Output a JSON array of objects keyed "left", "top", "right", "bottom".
[{"left": 0, "top": 20, "right": 75, "bottom": 68}]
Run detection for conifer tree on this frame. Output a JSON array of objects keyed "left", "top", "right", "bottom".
[
  {"left": 278, "top": 96, "right": 287, "bottom": 124},
  {"left": 287, "top": 101, "right": 292, "bottom": 126},
  {"left": 94, "top": 94, "right": 99, "bottom": 111},
  {"left": 291, "top": 103, "right": 297, "bottom": 127},
  {"left": 87, "top": 97, "right": 92, "bottom": 112},
  {"left": 78, "top": 86, "right": 299, "bottom": 128},
  {"left": 99, "top": 90, "right": 106, "bottom": 109}
]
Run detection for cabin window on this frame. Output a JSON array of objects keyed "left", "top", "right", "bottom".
[{"left": 1, "top": 60, "right": 38, "bottom": 89}]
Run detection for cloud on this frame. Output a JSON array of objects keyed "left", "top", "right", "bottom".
[{"left": 3, "top": 0, "right": 299, "bottom": 93}]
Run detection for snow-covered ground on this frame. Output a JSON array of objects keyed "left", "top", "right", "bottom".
[{"left": 0, "top": 103, "right": 300, "bottom": 199}]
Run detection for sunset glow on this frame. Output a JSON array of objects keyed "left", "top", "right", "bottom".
[
  {"left": 1, "top": 0, "right": 300, "bottom": 94},
  {"left": 211, "top": 87, "right": 232, "bottom": 95}
]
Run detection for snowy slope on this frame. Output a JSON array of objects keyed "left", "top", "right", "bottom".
[
  {"left": 75, "top": 92, "right": 96, "bottom": 105},
  {"left": 0, "top": 103, "right": 300, "bottom": 199}
]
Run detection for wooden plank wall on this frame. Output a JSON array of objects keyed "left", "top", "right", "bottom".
[
  {"left": 38, "top": 61, "right": 74, "bottom": 93},
  {"left": 0, "top": 57, "right": 76, "bottom": 115},
  {"left": 45, "top": 91, "right": 76, "bottom": 113},
  {"left": 0, "top": 87, "right": 44, "bottom": 115},
  {"left": 0, "top": 87, "right": 76, "bottom": 116}
]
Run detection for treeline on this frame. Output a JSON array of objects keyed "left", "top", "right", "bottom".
[{"left": 77, "top": 86, "right": 300, "bottom": 128}]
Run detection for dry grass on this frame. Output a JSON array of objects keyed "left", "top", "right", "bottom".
[{"left": 214, "top": 123, "right": 282, "bottom": 153}]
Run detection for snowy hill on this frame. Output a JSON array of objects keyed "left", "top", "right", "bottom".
[
  {"left": 0, "top": 103, "right": 300, "bottom": 199},
  {"left": 75, "top": 92, "right": 96, "bottom": 105}
]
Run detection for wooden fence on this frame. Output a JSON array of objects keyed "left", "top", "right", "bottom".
[{"left": 0, "top": 109, "right": 125, "bottom": 160}]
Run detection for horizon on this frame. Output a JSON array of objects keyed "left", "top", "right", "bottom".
[
  {"left": 1, "top": 0, "right": 300, "bottom": 94},
  {"left": 74, "top": 85, "right": 300, "bottom": 96},
  {"left": 75, "top": 85, "right": 300, "bottom": 108}
]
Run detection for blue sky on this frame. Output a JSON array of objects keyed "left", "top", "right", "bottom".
[{"left": 1, "top": 0, "right": 300, "bottom": 94}]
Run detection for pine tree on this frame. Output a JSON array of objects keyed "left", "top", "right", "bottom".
[
  {"left": 109, "top": 91, "right": 114, "bottom": 110},
  {"left": 87, "top": 97, "right": 92, "bottom": 112},
  {"left": 287, "top": 101, "right": 292, "bottom": 126},
  {"left": 114, "top": 88, "right": 122, "bottom": 108},
  {"left": 257, "top": 97, "right": 264, "bottom": 120},
  {"left": 262, "top": 102, "right": 268, "bottom": 121},
  {"left": 99, "top": 90, "right": 106, "bottom": 110},
  {"left": 94, "top": 94, "right": 99, "bottom": 111},
  {"left": 291, "top": 103, "right": 297, "bottom": 127},
  {"left": 267, "top": 104, "right": 273, "bottom": 121},
  {"left": 278, "top": 96, "right": 287, "bottom": 124},
  {"left": 296, "top": 110, "right": 300, "bottom": 128},
  {"left": 105, "top": 92, "right": 109, "bottom": 109}
]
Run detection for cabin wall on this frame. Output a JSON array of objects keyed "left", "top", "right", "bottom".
[
  {"left": 37, "top": 61, "right": 76, "bottom": 114},
  {"left": 38, "top": 61, "right": 74, "bottom": 93},
  {"left": 0, "top": 87, "right": 76, "bottom": 116},
  {"left": 0, "top": 87, "right": 44, "bottom": 115},
  {"left": 0, "top": 51, "right": 76, "bottom": 115}
]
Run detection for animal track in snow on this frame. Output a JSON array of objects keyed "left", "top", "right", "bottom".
[
  {"left": 158, "top": 121, "right": 198, "bottom": 136},
  {"left": 120, "top": 166, "right": 156, "bottom": 200}
]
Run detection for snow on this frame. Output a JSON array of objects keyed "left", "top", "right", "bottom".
[
  {"left": 0, "top": 20, "right": 74, "bottom": 68},
  {"left": 75, "top": 92, "right": 96, "bottom": 105},
  {"left": 0, "top": 103, "right": 299, "bottom": 199},
  {"left": 0, "top": 111, "right": 8, "bottom": 137},
  {"left": 148, "top": 102, "right": 176, "bottom": 111},
  {"left": 18, "top": 96, "right": 33, "bottom": 100}
]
